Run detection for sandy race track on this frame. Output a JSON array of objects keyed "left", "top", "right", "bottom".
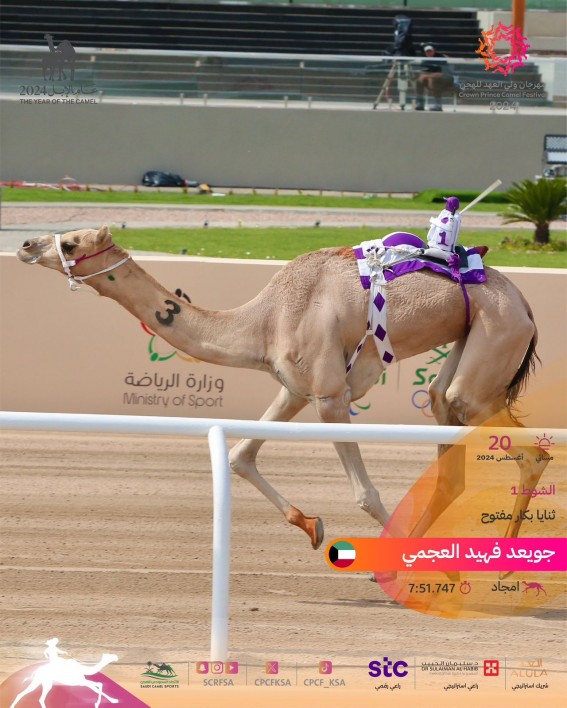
[{"left": 1, "top": 430, "right": 565, "bottom": 707}]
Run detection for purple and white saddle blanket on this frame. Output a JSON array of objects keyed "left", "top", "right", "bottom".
[{"left": 347, "top": 232, "right": 486, "bottom": 373}]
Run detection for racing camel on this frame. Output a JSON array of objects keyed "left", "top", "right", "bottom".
[{"left": 17, "top": 226, "right": 548, "bottom": 548}]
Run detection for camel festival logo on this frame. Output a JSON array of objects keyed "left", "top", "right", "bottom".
[
  {"left": 475, "top": 23, "right": 530, "bottom": 76},
  {"left": 0, "top": 638, "right": 150, "bottom": 708}
]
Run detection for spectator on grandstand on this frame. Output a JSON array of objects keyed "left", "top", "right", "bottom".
[{"left": 414, "top": 44, "right": 454, "bottom": 112}]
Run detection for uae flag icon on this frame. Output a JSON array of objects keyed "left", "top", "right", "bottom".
[{"left": 329, "top": 541, "right": 356, "bottom": 568}]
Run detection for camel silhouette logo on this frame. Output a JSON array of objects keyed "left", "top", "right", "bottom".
[
  {"left": 8, "top": 638, "right": 118, "bottom": 708},
  {"left": 522, "top": 581, "right": 547, "bottom": 597},
  {"left": 0, "top": 638, "right": 152, "bottom": 708},
  {"left": 42, "top": 33, "right": 76, "bottom": 81}
]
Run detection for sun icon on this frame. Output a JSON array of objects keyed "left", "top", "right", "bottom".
[{"left": 535, "top": 433, "right": 555, "bottom": 451}]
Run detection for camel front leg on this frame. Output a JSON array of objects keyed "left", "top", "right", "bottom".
[
  {"left": 229, "top": 386, "right": 324, "bottom": 549},
  {"left": 409, "top": 444, "right": 466, "bottom": 537},
  {"left": 81, "top": 680, "right": 118, "bottom": 708},
  {"left": 485, "top": 411, "right": 551, "bottom": 540},
  {"left": 504, "top": 450, "right": 549, "bottom": 534},
  {"left": 409, "top": 339, "right": 467, "bottom": 537},
  {"left": 421, "top": 311, "right": 548, "bottom": 549},
  {"left": 314, "top": 393, "right": 390, "bottom": 528}
]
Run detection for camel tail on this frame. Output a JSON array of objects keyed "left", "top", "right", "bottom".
[{"left": 506, "top": 306, "right": 540, "bottom": 409}]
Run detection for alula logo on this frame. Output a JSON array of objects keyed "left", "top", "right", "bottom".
[{"left": 476, "top": 23, "right": 530, "bottom": 76}]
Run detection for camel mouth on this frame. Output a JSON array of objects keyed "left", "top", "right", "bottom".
[
  {"left": 17, "top": 248, "right": 40, "bottom": 264},
  {"left": 17, "top": 240, "right": 43, "bottom": 264}
]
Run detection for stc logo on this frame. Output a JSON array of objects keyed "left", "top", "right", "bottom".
[{"left": 368, "top": 657, "right": 409, "bottom": 678}]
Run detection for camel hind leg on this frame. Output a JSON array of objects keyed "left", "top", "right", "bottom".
[
  {"left": 9, "top": 676, "right": 44, "bottom": 708},
  {"left": 79, "top": 679, "right": 118, "bottom": 707},
  {"left": 229, "top": 386, "right": 324, "bottom": 549},
  {"left": 411, "top": 309, "right": 547, "bottom": 539}
]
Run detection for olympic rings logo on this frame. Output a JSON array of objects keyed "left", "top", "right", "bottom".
[
  {"left": 411, "top": 389, "right": 435, "bottom": 418},
  {"left": 349, "top": 401, "right": 371, "bottom": 417}
]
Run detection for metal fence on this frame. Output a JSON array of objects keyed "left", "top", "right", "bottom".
[
  {"left": 2, "top": 45, "right": 564, "bottom": 109},
  {"left": 3, "top": 411, "right": 564, "bottom": 660}
]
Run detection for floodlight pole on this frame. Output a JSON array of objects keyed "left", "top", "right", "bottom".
[{"left": 512, "top": 0, "right": 526, "bottom": 35}]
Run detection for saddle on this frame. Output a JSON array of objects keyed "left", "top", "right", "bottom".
[{"left": 347, "top": 233, "right": 489, "bottom": 373}]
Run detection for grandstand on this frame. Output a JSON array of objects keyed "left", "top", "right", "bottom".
[
  {"left": 0, "top": 1, "right": 560, "bottom": 106},
  {"left": 1, "top": 1, "right": 481, "bottom": 57}
]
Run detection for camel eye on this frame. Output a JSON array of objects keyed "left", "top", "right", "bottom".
[{"left": 62, "top": 242, "right": 76, "bottom": 253}]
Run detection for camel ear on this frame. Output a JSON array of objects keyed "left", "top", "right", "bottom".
[{"left": 95, "top": 225, "right": 111, "bottom": 245}]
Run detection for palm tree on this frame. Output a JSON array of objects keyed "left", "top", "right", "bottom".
[{"left": 499, "top": 178, "right": 566, "bottom": 244}]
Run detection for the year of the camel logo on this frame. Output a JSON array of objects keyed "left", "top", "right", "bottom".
[{"left": 20, "top": 33, "right": 98, "bottom": 104}]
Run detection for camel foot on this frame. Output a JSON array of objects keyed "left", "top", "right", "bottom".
[
  {"left": 373, "top": 571, "right": 398, "bottom": 584},
  {"left": 309, "top": 517, "right": 324, "bottom": 550},
  {"left": 286, "top": 507, "right": 324, "bottom": 549}
]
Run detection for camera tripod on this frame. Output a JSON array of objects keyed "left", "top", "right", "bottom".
[{"left": 372, "top": 59, "right": 414, "bottom": 110}]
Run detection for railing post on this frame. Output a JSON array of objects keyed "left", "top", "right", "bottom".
[{"left": 207, "top": 425, "right": 231, "bottom": 662}]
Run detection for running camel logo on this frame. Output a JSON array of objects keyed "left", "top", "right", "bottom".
[
  {"left": 141, "top": 661, "right": 178, "bottom": 679},
  {"left": 0, "top": 638, "right": 150, "bottom": 707}
]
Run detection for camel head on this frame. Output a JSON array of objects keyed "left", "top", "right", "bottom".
[
  {"left": 101, "top": 653, "right": 119, "bottom": 665},
  {"left": 17, "top": 225, "right": 124, "bottom": 278}
]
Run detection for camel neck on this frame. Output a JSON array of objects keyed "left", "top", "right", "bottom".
[{"left": 92, "top": 256, "right": 265, "bottom": 370}]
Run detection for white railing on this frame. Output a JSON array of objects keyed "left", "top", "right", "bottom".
[{"left": 1, "top": 411, "right": 565, "bottom": 660}]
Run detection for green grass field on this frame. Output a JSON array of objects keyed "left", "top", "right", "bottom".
[
  {"left": 5, "top": 187, "right": 565, "bottom": 267},
  {"left": 116, "top": 227, "right": 567, "bottom": 268},
  {"left": 1, "top": 187, "right": 506, "bottom": 212}
]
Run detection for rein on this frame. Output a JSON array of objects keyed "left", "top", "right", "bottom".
[{"left": 55, "top": 232, "right": 130, "bottom": 292}]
